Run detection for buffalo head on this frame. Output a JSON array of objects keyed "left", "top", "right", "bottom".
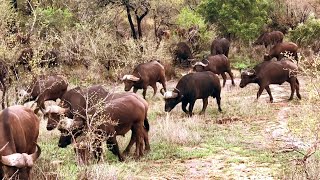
[
  {"left": 44, "top": 105, "right": 69, "bottom": 130},
  {"left": 0, "top": 143, "right": 41, "bottom": 180},
  {"left": 239, "top": 70, "right": 256, "bottom": 88},
  {"left": 192, "top": 59, "right": 209, "bottom": 72},
  {"left": 57, "top": 117, "right": 84, "bottom": 148},
  {"left": 18, "top": 89, "right": 31, "bottom": 103},
  {"left": 160, "top": 88, "right": 183, "bottom": 112},
  {"left": 122, "top": 75, "right": 140, "bottom": 91}
]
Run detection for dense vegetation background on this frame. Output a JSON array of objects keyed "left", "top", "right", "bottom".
[{"left": 0, "top": 0, "right": 319, "bottom": 179}]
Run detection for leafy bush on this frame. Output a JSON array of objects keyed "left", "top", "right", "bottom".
[
  {"left": 198, "top": 0, "right": 272, "bottom": 42},
  {"left": 289, "top": 17, "right": 320, "bottom": 52}
]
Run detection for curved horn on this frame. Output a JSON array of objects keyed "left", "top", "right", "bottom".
[
  {"left": 160, "top": 88, "right": 166, "bottom": 95},
  {"left": 122, "top": 75, "right": 140, "bottom": 81},
  {"left": 30, "top": 144, "right": 41, "bottom": 163},
  {"left": 45, "top": 105, "right": 69, "bottom": 114},
  {"left": 244, "top": 69, "right": 255, "bottom": 76},
  {"left": 163, "top": 91, "right": 179, "bottom": 99},
  {"left": 1, "top": 144, "right": 41, "bottom": 168}
]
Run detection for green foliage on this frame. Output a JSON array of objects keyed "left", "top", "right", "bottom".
[
  {"left": 36, "top": 7, "right": 75, "bottom": 31},
  {"left": 198, "top": 0, "right": 272, "bottom": 42},
  {"left": 289, "top": 17, "right": 320, "bottom": 48},
  {"left": 176, "top": 7, "right": 206, "bottom": 29}
]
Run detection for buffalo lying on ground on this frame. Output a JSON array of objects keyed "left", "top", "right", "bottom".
[
  {"left": 0, "top": 105, "right": 41, "bottom": 179},
  {"left": 253, "top": 31, "right": 284, "bottom": 48},
  {"left": 172, "top": 42, "right": 194, "bottom": 66},
  {"left": 211, "top": 38, "right": 230, "bottom": 57},
  {"left": 161, "top": 71, "right": 222, "bottom": 116},
  {"left": 192, "top": 54, "right": 235, "bottom": 87},
  {"left": 122, "top": 60, "right": 166, "bottom": 99},
  {"left": 264, "top": 42, "right": 299, "bottom": 61},
  {"left": 57, "top": 93, "right": 149, "bottom": 162},
  {"left": 19, "top": 75, "right": 68, "bottom": 114},
  {"left": 239, "top": 59, "right": 301, "bottom": 102}
]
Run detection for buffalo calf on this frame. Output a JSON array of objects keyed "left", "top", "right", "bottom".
[{"left": 122, "top": 60, "right": 166, "bottom": 99}]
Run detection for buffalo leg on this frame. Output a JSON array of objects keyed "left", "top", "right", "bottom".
[
  {"left": 107, "top": 136, "right": 124, "bottom": 162},
  {"left": 142, "top": 88, "right": 147, "bottom": 99},
  {"left": 123, "top": 129, "right": 136, "bottom": 156},
  {"left": 92, "top": 140, "right": 103, "bottom": 162},
  {"left": 160, "top": 77, "right": 167, "bottom": 92},
  {"left": 216, "top": 96, "right": 222, "bottom": 112},
  {"left": 200, "top": 98, "right": 208, "bottom": 115},
  {"left": 296, "top": 79, "right": 301, "bottom": 99},
  {"left": 151, "top": 84, "right": 157, "bottom": 97},
  {"left": 227, "top": 69, "right": 235, "bottom": 86},
  {"left": 265, "top": 86, "right": 273, "bottom": 103},
  {"left": 221, "top": 73, "right": 227, "bottom": 87},
  {"left": 256, "top": 86, "right": 265, "bottom": 101},
  {"left": 133, "top": 87, "right": 139, "bottom": 93},
  {"left": 288, "top": 79, "right": 296, "bottom": 100},
  {"left": 182, "top": 101, "right": 188, "bottom": 114},
  {"left": 188, "top": 100, "right": 196, "bottom": 116}
]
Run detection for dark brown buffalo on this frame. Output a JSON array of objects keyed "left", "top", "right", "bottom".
[
  {"left": 19, "top": 75, "right": 68, "bottom": 114},
  {"left": 211, "top": 38, "right": 230, "bottom": 57},
  {"left": 172, "top": 42, "right": 194, "bottom": 66},
  {"left": 0, "top": 105, "right": 41, "bottom": 179},
  {"left": 122, "top": 60, "right": 166, "bottom": 99},
  {"left": 57, "top": 94, "right": 149, "bottom": 162},
  {"left": 253, "top": 31, "right": 284, "bottom": 48},
  {"left": 239, "top": 59, "right": 301, "bottom": 102},
  {"left": 44, "top": 85, "right": 109, "bottom": 131},
  {"left": 40, "top": 49, "right": 59, "bottom": 68},
  {"left": 264, "top": 42, "right": 299, "bottom": 61},
  {"left": 161, "top": 71, "right": 222, "bottom": 116},
  {"left": 192, "top": 54, "right": 235, "bottom": 87}
]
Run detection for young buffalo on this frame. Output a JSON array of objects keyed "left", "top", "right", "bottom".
[
  {"left": 264, "top": 42, "right": 299, "bottom": 61},
  {"left": 122, "top": 60, "right": 166, "bottom": 99},
  {"left": 240, "top": 59, "right": 301, "bottom": 102},
  {"left": 161, "top": 71, "right": 222, "bottom": 116},
  {"left": 192, "top": 54, "right": 235, "bottom": 87}
]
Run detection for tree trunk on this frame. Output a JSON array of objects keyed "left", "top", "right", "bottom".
[
  {"left": 135, "top": 6, "right": 149, "bottom": 39},
  {"left": 125, "top": 3, "right": 137, "bottom": 39}
]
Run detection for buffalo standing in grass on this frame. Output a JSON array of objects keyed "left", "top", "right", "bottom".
[
  {"left": 192, "top": 54, "right": 235, "bottom": 87},
  {"left": 122, "top": 60, "right": 166, "bottom": 99},
  {"left": 253, "top": 31, "right": 284, "bottom": 48},
  {"left": 264, "top": 42, "right": 299, "bottom": 61},
  {"left": 57, "top": 94, "right": 149, "bottom": 162},
  {"left": 172, "top": 42, "right": 194, "bottom": 66},
  {"left": 161, "top": 71, "right": 222, "bottom": 116},
  {"left": 239, "top": 59, "right": 301, "bottom": 102},
  {"left": 19, "top": 75, "right": 68, "bottom": 114},
  {"left": 211, "top": 38, "right": 230, "bottom": 57},
  {"left": 0, "top": 105, "right": 41, "bottom": 179}
]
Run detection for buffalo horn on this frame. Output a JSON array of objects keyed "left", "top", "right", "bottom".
[
  {"left": 44, "top": 105, "right": 69, "bottom": 114},
  {"left": 58, "top": 117, "right": 75, "bottom": 130},
  {"left": 1, "top": 144, "right": 41, "bottom": 168},
  {"left": 163, "top": 91, "right": 178, "bottom": 99},
  {"left": 122, "top": 75, "right": 140, "bottom": 81},
  {"left": 160, "top": 88, "right": 166, "bottom": 95}
]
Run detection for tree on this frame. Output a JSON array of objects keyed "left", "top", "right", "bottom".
[
  {"left": 102, "top": 0, "right": 150, "bottom": 39},
  {"left": 198, "top": 0, "right": 272, "bottom": 42}
]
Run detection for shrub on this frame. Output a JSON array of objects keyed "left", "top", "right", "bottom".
[{"left": 289, "top": 17, "right": 320, "bottom": 52}]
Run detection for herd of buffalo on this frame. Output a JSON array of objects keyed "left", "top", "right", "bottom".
[{"left": 0, "top": 30, "right": 303, "bottom": 179}]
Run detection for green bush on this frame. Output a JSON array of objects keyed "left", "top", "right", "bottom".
[
  {"left": 289, "top": 17, "right": 320, "bottom": 51},
  {"left": 198, "top": 0, "right": 272, "bottom": 42}
]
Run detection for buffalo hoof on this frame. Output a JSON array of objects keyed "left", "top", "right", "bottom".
[{"left": 297, "top": 94, "right": 302, "bottom": 99}]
